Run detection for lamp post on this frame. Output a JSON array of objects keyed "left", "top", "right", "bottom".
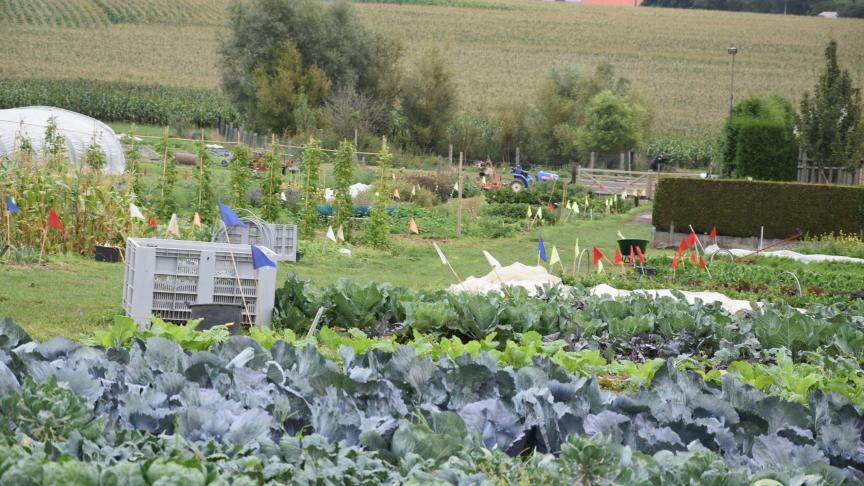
[{"left": 727, "top": 45, "right": 738, "bottom": 120}]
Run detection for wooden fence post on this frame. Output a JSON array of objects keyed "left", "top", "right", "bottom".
[
  {"left": 456, "top": 152, "right": 464, "bottom": 238},
  {"left": 589, "top": 152, "right": 596, "bottom": 169}
]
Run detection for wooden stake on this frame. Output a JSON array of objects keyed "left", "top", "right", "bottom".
[
  {"left": 221, "top": 222, "right": 253, "bottom": 327},
  {"left": 456, "top": 152, "right": 464, "bottom": 238}
]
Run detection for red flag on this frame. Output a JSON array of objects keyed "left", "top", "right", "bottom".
[
  {"left": 592, "top": 246, "right": 604, "bottom": 265},
  {"left": 671, "top": 257, "right": 679, "bottom": 269},
  {"left": 149, "top": 216, "right": 157, "bottom": 228},
  {"left": 688, "top": 231, "right": 697, "bottom": 246},
  {"left": 629, "top": 245, "right": 635, "bottom": 266},
  {"left": 635, "top": 245, "right": 646, "bottom": 266},
  {"left": 47, "top": 209, "right": 64, "bottom": 232},
  {"left": 709, "top": 227, "right": 717, "bottom": 238},
  {"left": 614, "top": 249, "right": 622, "bottom": 264},
  {"left": 547, "top": 201, "right": 554, "bottom": 213},
  {"left": 699, "top": 256, "right": 706, "bottom": 269},
  {"left": 690, "top": 252, "right": 697, "bottom": 264},
  {"left": 677, "top": 238, "right": 688, "bottom": 258}
]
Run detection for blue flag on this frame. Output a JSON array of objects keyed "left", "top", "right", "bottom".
[
  {"left": 251, "top": 245, "right": 276, "bottom": 269},
  {"left": 538, "top": 238, "right": 547, "bottom": 262},
  {"left": 4, "top": 195, "right": 19, "bottom": 214},
  {"left": 218, "top": 201, "right": 247, "bottom": 228}
]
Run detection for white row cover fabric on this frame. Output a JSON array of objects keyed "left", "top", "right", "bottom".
[
  {"left": 703, "top": 244, "right": 864, "bottom": 264},
  {"left": 0, "top": 106, "right": 125, "bottom": 174}
]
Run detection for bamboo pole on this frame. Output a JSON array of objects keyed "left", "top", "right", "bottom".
[
  {"left": 456, "top": 152, "right": 463, "bottom": 238},
  {"left": 221, "top": 221, "right": 253, "bottom": 327}
]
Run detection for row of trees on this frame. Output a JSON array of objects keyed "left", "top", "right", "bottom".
[
  {"left": 723, "top": 41, "right": 862, "bottom": 181},
  {"left": 642, "top": 0, "right": 864, "bottom": 17},
  {"left": 218, "top": 0, "right": 650, "bottom": 167}
]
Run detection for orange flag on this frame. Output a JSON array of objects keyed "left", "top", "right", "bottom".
[
  {"left": 629, "top": 245, "right": 635, "bottom": 266},
  {"left": 393, "top": 188, "right": 401, "bottom": 199},
  {"left": 690, "top": 252, "right": 697, "bottom": 264},
  {"left": 671, "top": 257, "right": 679, "bottom": 269},
  {"left": 592, "top": 246, "right": 604, "bottom": 266},
  {"left": 192, "top": 212, "right": 202, "bottom": 228},
  {"left": 699, "top": 256, "right": 706, "bottom": 269},
  {"left": 635, "top": 245, "right": 646, "bottom": 266},
  {"left": 47, "top": 209, "right": 64, "bottom": 232},
  {"left": 613, "top": 249, "right": 622, "bottom": 264},
  {"left": 148, "top": 216, "right": 157, "bottom": 228},
  {"left": 709, "top": 227, "right": 717, "bottom": 238},
  {"left": 408, "top": 218, "right": 419, "bottom": 234},
  {"left": 547, "top": 201, "right": 554, "bottom": 213}
]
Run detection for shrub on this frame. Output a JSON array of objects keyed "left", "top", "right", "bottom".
[
  {"left": 484, "top": 181, "right": 588, "bottom": 206},
  {"left": 722, "top": 95, "right": 797, "bottom": 178},
  {"left": 797, "top": 231, "right": 864, "bottom": 259},
  {"left": 481, "top": 203, "right": 532, "bottom": 222},
  {"left": 653, "top": 178, "right": 864, "bottom": 239},
  {"left": 734, "top": 119, "right": 798, "bottom": 181}
]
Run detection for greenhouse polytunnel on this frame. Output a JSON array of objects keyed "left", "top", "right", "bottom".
[{"left": 0, "top": 106, "right": 125, "bottom": 174}]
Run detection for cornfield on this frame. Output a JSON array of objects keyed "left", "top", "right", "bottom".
[
  {"left": 0, "top": 0, "right": 226, "bottom": 27},
  {"left": 0, "top": 78, "right": 239, "bottom": 127}
]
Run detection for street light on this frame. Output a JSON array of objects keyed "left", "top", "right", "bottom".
[{"left": 727, "top": 45, "right": 738, "bottom": 120}]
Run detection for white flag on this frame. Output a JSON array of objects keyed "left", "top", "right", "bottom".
[
  {"left": 326, "top": 226, "right": 337, "bottom": 242},
  {"left": 167, "top": 213, "right": 180, "bottom": 237},
  {"left": 337, "top": 225, "right": 345, "bottom": 242},
  {"left": 129, "top": 203, "right": 145, "bottom": 221},
  {"left": 597, "top": 260, "right": 605, "bottom": 274},
  {"left": 617, "top": 230, "right": 626, "bottom": 240},
  {"left": 280, "top": 191, "right": 287, "bottom": 202},
  {"left": 482, "top": 250, "right": 501, "bottom": 268},
  {"left": 573, "top": 201, "right": 580, "bottom": 214},
  {"left": 433, "top": 242, "right": 448, "bottom": 265}
]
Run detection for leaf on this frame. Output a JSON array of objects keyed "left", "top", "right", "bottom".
[{"left": 0, "top": 317, "right": 31, "bottom": 351}]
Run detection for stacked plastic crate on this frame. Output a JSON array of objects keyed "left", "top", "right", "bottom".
[
  {"left": 123, "top": 238, "right": 278, "bottom": 327},
  {"left": 213, "top": 219, "right": 297, "bottom": 262}
]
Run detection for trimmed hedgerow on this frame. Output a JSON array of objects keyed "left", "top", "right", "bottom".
[{"left": 652, "top": 178, "right": 864, "bottom": 239}]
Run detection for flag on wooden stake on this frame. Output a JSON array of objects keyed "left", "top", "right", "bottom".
[
  {"left": 408, "top": 218, "right": 419, "bottom": 234},
  {"left": 549, "top": 246, "right": 561, "bottom": 268},
  {"left": 337, "top": 225, "right": 345, "bottom": 242},
  {"left": 636, "top": 245, "right": 646, "bottom": 266},
  {"left": 592, "top": 246, "right": 604, "bottom": 266},
  {"left": 699, "top": 256, "right": 706, "bottom": 269},
  {"left": 709, "top": 227, "right": 717, "bottom": 238},
  {"left": 148, "top": 216, "right": 157, "bottom": 228},
  {"left": 614, "top": 249, "right": 622, "bottom": 264},
  {"left": 433, "top": 242, "right": 448, "bottom": 264},
  {"left": 629, "top": 245, "right": 635, "bottom": 266},
  {"left": 193, "top": 212, "right": 202, "bottom": 228},
  {"left": 412, "top": 185, "right": 416, "bottom": 196},
  {"left": 538, "top": 238, "right": 547, "bottom": 263},
  {"left": 393, "top": 188, "right": 400, "bottom": 199},
  {"left": 326, "top": 226, "right": 337, "bottom": 242},
  {"left": 47, "top": 209, "right": 64, "bottom": 232},
  {"left": 547, "top": 201, "right": 554, "bottom": 213},
  {"left": 597, "top": 260, "right": 604, "bottom": 274},
  {"left": 690, "top": 252, "right": 697, "bottom": 264},
  {"left": 129, "top": 203, "right": 145, "bottom": 221},
  {"left": 671, "top": 257, "right": 679, "bottom": 269},
  {"left": 535, "top": 206, "right": 542, "bottom": 219},
  {"left": 526, "top": 206, "right": 533, "bottom": 218}
]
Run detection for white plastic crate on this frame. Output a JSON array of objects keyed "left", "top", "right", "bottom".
[
  {"left": 123, "top": 238, "right": 278, "bottom": 327},
  {"left": 213, "top": 220, "right": 297, "bottom": 262}
]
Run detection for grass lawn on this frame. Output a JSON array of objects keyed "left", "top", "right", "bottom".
[{"left": 0, "top": 207, "right": 652, "bottom": 340}]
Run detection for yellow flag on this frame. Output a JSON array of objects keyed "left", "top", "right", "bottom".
[
  {"left": 549, "top": 246, "right": 561, "bottom": 268},
  {"left": 573, "top": 202, "right": 580, "bottom": 214},
  {"left": 526, "top": 206, "right": 533, "bottom": 218},
  {"left": 482, "top": 176, "right": 487, "bottom": 185},
  {"left": 565, "top": 200, "right": 572, "bottom": 210},
  {"left": 597, "top": 260, "right": 605, "bottom": 274},
  {"left": 454, "top": 181, "right": 459, "bottom": 192},
  {"left": 535, "top": 206, "right": 542, "bottom": 218},
  {"left": 412, "top": 185, "right": 416, "bottom": 196}
]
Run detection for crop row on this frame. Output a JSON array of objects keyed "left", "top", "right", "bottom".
[
  {"left": 0, "top": 0, "right": 226, "bottom": 27},
  {"left": 0, "top": 78, "right": 239, "bottom": 127},
  {"left": 1, "top": 317, "right": 862, "bottom": 484}
]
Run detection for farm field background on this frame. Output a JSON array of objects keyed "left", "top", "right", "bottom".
[{"left": 1, "top": 0, "right": 862, "bottom": 139}]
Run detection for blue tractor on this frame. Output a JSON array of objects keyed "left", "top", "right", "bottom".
[{"left": 509, "top": 165, "right": 559, "bottom": 192}]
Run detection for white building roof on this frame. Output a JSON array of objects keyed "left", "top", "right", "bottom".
[{"left": 0, "top": 106, "right": 125, "bottom": 174}]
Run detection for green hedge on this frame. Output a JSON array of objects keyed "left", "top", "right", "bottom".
[
  {"left": 652, "top": 178, "right": 864, "bottom": 239},
  {"left": 734, "top": 119, "right": 798, "bottom": 181}
]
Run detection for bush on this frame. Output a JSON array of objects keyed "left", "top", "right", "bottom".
[
  {"left": 797, "top": 231, "right": 864, "bottom": 258},
  {"left": 481, "top": 203, "right": 531, "bottom": 222},
  {"left": 722, "top": 96, "right": 797, "bottom": 178},
  {"left": 653, "top": 178, "right": 864, "bottom": 239},
  {"left": 484, "top": 181, "right": 588, "bottom": 206},
  {"left": 734, "top": 119, "right": 798, "bottom": 181}
]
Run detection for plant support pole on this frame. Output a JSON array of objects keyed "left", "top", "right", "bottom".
[
  {"left": 221, "top": 221, "right": 253, "bottom": 327},
  {"left": 456, "top": 152, "right": 463, "bottom": 238}
]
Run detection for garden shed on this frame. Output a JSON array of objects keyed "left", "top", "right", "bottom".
[{"left": 0, "top": 106, "right": 125, "bottom": 174}]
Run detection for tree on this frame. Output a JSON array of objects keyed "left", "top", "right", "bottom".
[
  {"left": 723, "top": 96, "right": 798, "bottom": 178},
  {"left": 84, "top": 135, "right": 106, "bottom": 173},
  {"left": 249, "top": 41, "right": 331, "bottom": 135},
  {"left": 194, "top": 141, "right": 215, "bottom": 224},
  {"left": 331, "top": 140, "right": 355, "bottom": 240},
  {"left": 154, "top": 130, "right": 177, "bottom": 220},
  {"left": 220, "top": 0, "right": 400, "bottom": 128},
  {"left": 576, "top": 90, "right": 646, "bottom": 157},
  {"left": 799, "top": 41, "right": 863, "bottom": 171},
  {"left": 260, "top": 145, "right": 283, "bottom": 222},
  {"left": 363, "top": 138, "right": 391, "bottom": 249},
  {"left": 299, "top": 138, "right": 324, "bottom": 238},
  {"left": 229, "top": 144, "right": 251, "bottom": 207},
  {"left": 400, "top": 50, "right": 457, "bottom": 152}
]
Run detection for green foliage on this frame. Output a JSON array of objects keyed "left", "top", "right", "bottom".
[
  {"left": 220, "top": 0, "right": 400, "bottom": 125},
  {"left": 363, "top": 139, "right": 392, "bottom": 248},
  {"left": 734, "top": 119, "right": 798, "bottom": 181},
  {"left": 0, "top": 78, "right": 238, "bottom": 126},
  {"left": 799, "top": 40, "right": 864, "bottom": 170},
  {"left": 122, "top": 134, "right": 143, "bottom": 198},
  {"left": 643, "top": 136, "right": 719, "bottom": 169},
  {"left": 41, "top": 116, "right": 66, "bottom": 170},
  {"left": 722, "top": 95, "right": 798, "bottom": 179},
  {"left": 299, "top": 138, "right": 324, "bottom": 238},
  {"left": 193, "top": 141, "right": 215, "bottom": 223},
  {"left": 228, "top": 143, "right": 251, "bottom": 207},
  {"left": 652, "top": 178, "right": 864, "bottom": 239},
  {"left": 484, "top": 181, "right": 589, "bottom": 206},
  {"left": 153, "top": 130, "right": 177, "bottom": 220},
  {"left": 331, "top": 140, "right": 356, "bottom": 239},
  {"left": 576, "top": 89, "right": 648, "bottom": 155},
  {"left": 400, "top": 49, "right": 457, "bottom": 151},
  {"left": 797, "top": 231, "right": 864, "bottom": 259},
  {"left": 248, "top": 41, "right": 331, "bottom": 135},
  {"left": 260, "top": 144, "right": 283, "bottom": 222},
  {"left": 83, "top": 136, "right": 106, "bottom": 172}
]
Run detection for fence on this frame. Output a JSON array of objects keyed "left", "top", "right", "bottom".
[
  {"left": 797, "top": 164, "right": 863, "bottom": 185},
  {"left": 573, "top": 166, "right": 700, "bottom": 198}
]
